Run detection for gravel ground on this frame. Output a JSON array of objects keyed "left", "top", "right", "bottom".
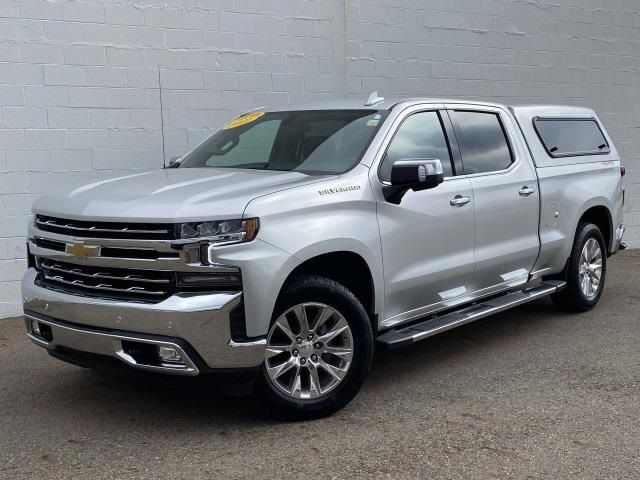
[{"left": 1, "top": 251, "right": 639, "bottom": 479}]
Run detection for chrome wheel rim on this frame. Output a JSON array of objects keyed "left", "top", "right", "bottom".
[
  {"left": 579, "top": 238, "right": 603, "bottom": 299},
  {"left": 264, "top": 303, "right": 353, "bottom": 400}
]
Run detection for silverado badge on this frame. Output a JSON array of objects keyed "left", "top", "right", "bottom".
[{"left": 318, "top": 185, "right": 362, "bottom": 196}]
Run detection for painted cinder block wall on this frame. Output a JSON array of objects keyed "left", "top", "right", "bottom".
[{"left": 1, "top": 0, "right": 639, "bottom": 317}]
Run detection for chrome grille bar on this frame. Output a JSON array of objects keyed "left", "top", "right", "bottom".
[
  {"left": 40, "top": 261, "right": 171, "bottom": 285},
  {"left": 36, "top": 219, "right": 170, "bottom": 235},
  {"left": 40, "top": 273, "right": 166, "bottom": 297},
  {"left": 35, "top": 215, "right": 175, "bottom": 240},
  {"left": 36, "top": 259, "right": 174, "bottom": 302}
]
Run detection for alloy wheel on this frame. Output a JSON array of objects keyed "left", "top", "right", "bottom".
[
  {"left": 579, "top": 238, "right": 603, "bottom": 299},
  {"left": 265, "top": 303, "right": 354, "bottom": 400}
]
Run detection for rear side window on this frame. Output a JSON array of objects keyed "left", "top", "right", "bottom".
[
  {"left": 450, "top": 111, "right": 513, "bottom": 174},
  {"left": 533, "top": 118, "right": 609, "bottom": 157}
]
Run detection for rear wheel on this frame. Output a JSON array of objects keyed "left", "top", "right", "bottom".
[
  {"left": 552, "top": 222, "right": 607, "bottom": 312},
  {"left": 256, "top": 275, "right": 374, "bottom": 420}
]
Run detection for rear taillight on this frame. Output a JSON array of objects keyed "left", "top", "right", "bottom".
[{"left": 621, "top": 165, "right": 626, "bottom": 177}]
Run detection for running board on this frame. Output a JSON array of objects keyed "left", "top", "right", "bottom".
[{"left": 377, "top": 280, "right": 566, "bottom": 348}]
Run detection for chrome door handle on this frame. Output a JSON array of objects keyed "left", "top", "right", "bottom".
[
  {"left": 519, "top": 186, "right": 536, "bottom": 197},
  {"left": 450, "top": 195, "right": 471, "bottom": 207}
]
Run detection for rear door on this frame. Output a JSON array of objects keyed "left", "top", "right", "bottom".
[{"left": 446, "top": 105, "right": 540, "bottom": 294}]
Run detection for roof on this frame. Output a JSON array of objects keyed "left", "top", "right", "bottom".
[
  {"left": 254, "top": 95, "right": 511, "bottom": 113},
  {"left": 252, "top": 95, "right": 597, "bottom": 120}
]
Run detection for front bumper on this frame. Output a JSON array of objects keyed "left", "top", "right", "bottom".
[{"left": 22, "top": 269, "right": 266, "bottom": 374}]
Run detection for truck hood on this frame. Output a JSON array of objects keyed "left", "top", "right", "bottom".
[{"left": 33, "top": 168, "right": 331, "bottom": 222}]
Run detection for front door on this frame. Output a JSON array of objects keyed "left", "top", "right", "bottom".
[{"left": 375, "top": 109, "right": 476, "bottom": 328}]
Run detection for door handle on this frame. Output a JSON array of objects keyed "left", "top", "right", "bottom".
[
  {"left": 519, "top": 186, "right": 536, "bottom": 197},
  {"left": 450, "top": 195, "right": 471, "bottom": 207}
]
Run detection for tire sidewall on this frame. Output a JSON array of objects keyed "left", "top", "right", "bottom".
[
  {"left": 569, "top": 223, "right": 607, "bottom": 308},
  {"left": 257, "top": 276, "right": 374, "bottom": 419}
]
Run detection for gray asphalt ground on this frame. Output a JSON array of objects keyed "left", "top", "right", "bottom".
[{"left": 1, "top": 251, "right": 640, "bottom": 479}]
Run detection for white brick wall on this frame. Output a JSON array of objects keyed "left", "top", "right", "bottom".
[
  {"left": 346, "top": 0, "right": 640, "bottom": 249},
  {"left": 0, "top": 0, "right": 639, "bottom": 317}
]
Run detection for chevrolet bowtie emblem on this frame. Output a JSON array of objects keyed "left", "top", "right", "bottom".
[{"left": 65, "top": 242, "right": 100, "bottom": 258}]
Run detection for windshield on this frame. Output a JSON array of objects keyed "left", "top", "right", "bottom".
[{"left": 177, "top": 110, "right": 388, "bottom": 175}]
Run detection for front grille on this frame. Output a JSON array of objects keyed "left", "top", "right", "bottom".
[
  {"left": 33, "top": 237, "right": 66, "bottom": 252},
  {"left": 33, "top": 237, "right": 180, "bottom": 260},
  {"left": 36, "top": 259, "right": 175, "bottom": 303},
  {"left": 35, "top": 215, "right": 175, "bottom": 240}
]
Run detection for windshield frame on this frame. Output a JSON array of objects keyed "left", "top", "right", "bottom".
[{"left": 175, "top": 109, "right": 390, "bottom": 176}]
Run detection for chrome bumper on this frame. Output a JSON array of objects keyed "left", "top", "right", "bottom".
[
  {"left": 25, "top": 312, "right": 201, "bottom": 375},
  {"left": 22, "top": 269, "right": 266, "bottom": 373}
]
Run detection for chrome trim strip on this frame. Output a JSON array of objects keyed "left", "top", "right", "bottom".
[
  {"left": 30, "top": 242, "right": 181, "bottom": 269},
  {"left": 529, "top": 267, "right": 553, "bottom": 278},
  {"left": 98, "top": 245, "right": 179, "bottom": 259},
  {"left": 228, "top": 338, "right": 267, "bottom": 349},
  {"left": 381, "top": 275, "right": 530, "bottom": 329},
  {"left": 30, "top": 241, "right": 239, "bottom": 273},
  {"left": 30, "top": 224, "right": 179, "bottom": 252},
  {"left": 25, "top": 313, "right": 199, "bottom": 376},
  {"left": 378, "top": 281, "right": 565, "bottom": 346}
]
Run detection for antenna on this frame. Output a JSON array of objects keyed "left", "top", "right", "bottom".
[
  {"left": 157, "top": 65, "right": 167, "bottom": 169},
  {"left": 365, "top": 91, "right": 384, "bottom": 106}
]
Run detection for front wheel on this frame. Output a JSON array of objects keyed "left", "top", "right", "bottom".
[
  {"left": 552, "top": 222, "right": 607, "bottom": 312},
  {"left": 256, "top": 275, "right": 374, "bottom": 420}
]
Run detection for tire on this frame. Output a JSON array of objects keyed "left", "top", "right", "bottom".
[
  {"left": 551, "top": 222, "right": 607, "bottom": 312},
  {"left": 255, "top": 274, "right": 374, "bottom": 420}
]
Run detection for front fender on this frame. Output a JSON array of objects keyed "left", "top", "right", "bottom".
[{"left": 242, "top": 166, "right": 384, "bottom": 335}]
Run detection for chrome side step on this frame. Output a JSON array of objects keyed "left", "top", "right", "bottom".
[{"left": 377, "top": 280, "right": 566, "bottom": 348}]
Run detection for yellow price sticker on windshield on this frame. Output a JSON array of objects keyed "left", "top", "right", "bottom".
[{"left": 223, "top": 112, "right": 265, "bottom": 130}]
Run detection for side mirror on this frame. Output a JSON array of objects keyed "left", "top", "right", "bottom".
[{"left": 384, "top": 158, "right": 444, "bottom": 204}]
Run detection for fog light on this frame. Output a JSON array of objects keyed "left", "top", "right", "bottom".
[
  {"left": 158, "top": 345, "right": 183, "bottom": 364},
  {"left": 30, "top": 318, "right": 42, "bottom": 336}
]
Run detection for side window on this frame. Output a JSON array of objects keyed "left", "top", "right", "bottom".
[
  {"left": 533, "top": 118, "right": 609, "bottom": 157},
  {"left": 451, "top": 111, "right": 513, "bottom": 174},
  {"left": 380, "top": 111, "right": 453, "bottom": 182}
]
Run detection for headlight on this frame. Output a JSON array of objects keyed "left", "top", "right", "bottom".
[{"left": 174, "top": 218, "right": 259, "bottom": 246}]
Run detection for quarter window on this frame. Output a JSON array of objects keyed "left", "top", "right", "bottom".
[
  {"left": 533, "top": 118, "right": 609, "bottom": 157},
  {"left": 380, "top": 111, "right": 453, "bottom": 182},
  {"left": 451, "top": 111, "right": 513, "bottom": 174}
]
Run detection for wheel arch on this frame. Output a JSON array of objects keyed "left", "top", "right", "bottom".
[
  {"left": 577, "top": 204, "right": 613, "bottom": 254},
  {"left": 286, "top": 252, "right": 374, "bottom": 310},
  {"left": 278, "top": 249, "right": 380, "bottom": 330}
]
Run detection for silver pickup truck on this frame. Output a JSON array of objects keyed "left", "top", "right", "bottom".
[{"left": 22, "top": 95, "right": 625, "bottom": 418}]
